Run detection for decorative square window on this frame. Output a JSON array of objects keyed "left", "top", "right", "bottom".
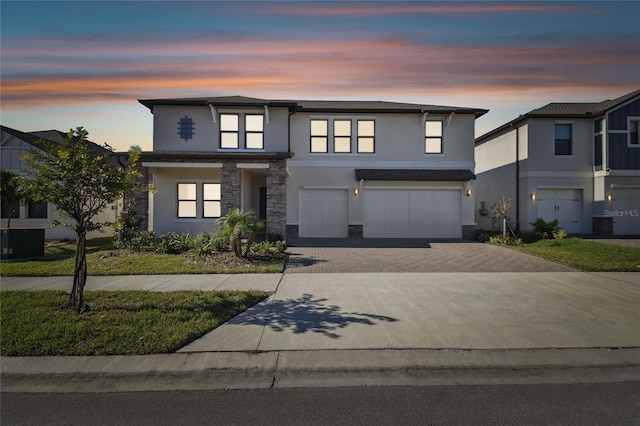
[
  {"left": 27, "top": 200, "right": 47, "bottom": 219},
  {"left": 555, "top": 123, "right": 572, "bottom": 155},
  {"left": 177, "top": 116, "right": 195, "bottom": 141},
  {"left": 203, "top": 183, "right": 221, "bottom": 218},
  {"left": 357, "top": 120, "right": 375, "bottom": 153},
  {"left": 310, "top": 119, "right": 328, "bottom": 153},
  {"left": 177, "top": 183, "right": 197, "bottom": 218},
  {"left": 425, "top": 121, "right": 443, "bottom": 154},
  {"left": 245, "top": 115, "right": 264, "bottom": 149},
  {"left": 629, "top": 120, "right": 639, "bottom": 147},
  {"left": 220, "top": 114, "right": 239, "bottom": 149},
  {"left": 334, "top": 120, "right": 351, "bottom": 153}
]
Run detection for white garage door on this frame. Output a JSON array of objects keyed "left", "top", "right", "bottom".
[
  {"left": 299, "top": 189, "right": 348, "bottom": 238},
  {"left": 610, "top": 188, "right": 640, "bottom": 235},
  {"left": 363, "top": 189, "right": 461, "bottom": 238},
  {"left": 536, "top": 189, "right": 582, "bottom": 234}
]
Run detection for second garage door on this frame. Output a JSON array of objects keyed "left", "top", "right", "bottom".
[
  {"left": 610, "top": 188, "right": 640, "bottom": 235},
  {"left": 363, "top": 189, "right": 461, "bottom": 238},
  {"left": 299, "top": 189, "right": 348, "bottom": 238}
]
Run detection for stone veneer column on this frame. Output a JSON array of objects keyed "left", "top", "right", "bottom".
[
  {"left": 266, "top": 159, "right": 287, "bottom": 238},
  {"left": 221, "top": 162, "right": 241, "bottom": 216}
]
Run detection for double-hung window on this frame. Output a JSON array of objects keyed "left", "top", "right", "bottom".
[
  {"left": 334, "top": 120, "right": 351, "bottom": 153},
  {"left": 310, "top": 119, "right": 328, "bottom": 153},
  {"left": 357, "top": 120, "right": 375, "bottom": 153},
  {"left": 177, "top": 183, "right": 197, "bottom": 218},
  {"left": 27, "top": 200, "right": 47, "bottom": 219},
  {"left": 425, "top": 121, "right": 443, "bottom": 154},
  {"left": 629, "top": 120, "right": 639, "bottom": 147},
  {"left": 177, "top": 183, "right": 221, "bottom": 219},
  {"left": 245, "top": 115, "right": 264, "bottom": 149},
  {"left": 203, "top": 184, "right": 221, "bottom": 218},
  {"left": 220, "top": 114, "right": 239, "bottom": 149},
  {"left": 555, "top": 123, "right": 572, "bottom": 156}
]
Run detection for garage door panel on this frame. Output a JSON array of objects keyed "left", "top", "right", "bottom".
[
  {"left": 299, "top": 189, "right": 348, "bottom": 238},
  {"left": 364, "top": 189, "right": 460, "bottom": 238},
  {"left": 611, "top": 189, "right": 640, "bottom": 235}
]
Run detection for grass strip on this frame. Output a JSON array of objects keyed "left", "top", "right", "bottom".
[
  {"left": 1, "top": 289, "right": 268, "bottom": 356},
  {"left": 513, "top": 238, "right": 640, "bottom": 272}
]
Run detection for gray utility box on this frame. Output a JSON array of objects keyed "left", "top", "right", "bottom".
[{"left": 1, "top": 228, "right": 45, "bottom": 259}]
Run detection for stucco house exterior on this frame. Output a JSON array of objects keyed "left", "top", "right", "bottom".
[
  {"left": 137, "top": 96, "right": 487, "bottom": 239},
  {"left": 1, "top": 125, "right": 119, "bottom": 240},
  {"left": 474, "top": 89, "right": 640, "bottom": 236}
]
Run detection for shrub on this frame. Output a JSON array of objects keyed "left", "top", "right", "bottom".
[
  {"left": 517, "top": 231, "right": 542, "bottom": 244},
  {"left": 489, "top": 235, "right": 523, "bottom": 246},
  {"left": 530, "top": 218, "right": 561, "bottom": 239},
  {"left": 129, "top": 231, "right": 157, "bottom": 252},
  {"left": 217, "top": 208, "right": 265, "bottom": 257},
  {"left": 251, "top": 240, "right": 288, "bottom": 256},
  {"left": 113, "top": 200, "right": 143, "bottom": 249},
  {"left": 553, "top": 229, "right": 568, "bottom": 240}
]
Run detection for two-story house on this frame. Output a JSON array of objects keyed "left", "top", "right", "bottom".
[
  {"left": 475, "top": 89, "right": 640, "bottom": 236},
  {"left": 1, "top": 125, "right": 119, "bottom": 239},
  {"left": 137, "top": 96, "right": 488, "bottom": 239}
]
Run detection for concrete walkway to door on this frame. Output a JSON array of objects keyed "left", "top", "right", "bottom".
[{"left": 285, "top": 239, "right": 575, "bottom": 273}]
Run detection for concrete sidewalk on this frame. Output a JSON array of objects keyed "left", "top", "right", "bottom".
[{"left": 2, "top": 272, "right": 640, "bottom": 391}]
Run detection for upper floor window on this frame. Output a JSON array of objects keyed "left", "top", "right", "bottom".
[
  {"left": 357, "top": 120, "right": 375, "bottom": 153},
  {"left": 425, "top": 121, "right": 443, "bottom": 154},
  {"left": 555, "top": 123, "right": 572, "bottom": 156},
  {"left": 310, "top": 119, "right": 328, "bottom": 153},
  {"left": 245, "top": 115, "right": 264, "bottom": 149},
  {"left": 334, "top": 120, "right": 352, "bottom": 153},
  {"left": 220, "top": 114, "right": 239, "bottom": 149},
  {"left": 629, "top": 120, "right": 639, "bottom": 147}
]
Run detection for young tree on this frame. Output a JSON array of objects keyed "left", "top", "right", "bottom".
[
  {"left": 0, "top": 169, "right": 28, "bottom": 228},
  {"left": 21, "top": 127, "right": 145, "bottom": 313}
]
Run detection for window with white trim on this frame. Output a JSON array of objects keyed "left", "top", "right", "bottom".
[
  {"left": 555, "top": 123, "right": 572, "bottom": 156},
  {"left": 357, "top": 120, "right": 375, "bottom": 153},
  {"left": 629, "top": 119, "right": 639, "bottom": 147},
  {"left": 310, "top": 119, "right": 328, "bottom": 153},
  {"left": 425, "top": 121, "right": 443, "bottom": 154},
  {"left": 220, "top": 114, "right": 239, "bottom": 149}
]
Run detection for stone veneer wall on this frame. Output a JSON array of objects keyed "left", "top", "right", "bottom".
[
  {"left": 220, "top": 162, "right": 241, "bottom": 217},
  {"left": 462, "top": 225, "right": 476, "bottom": 240},
  {"left": 265, "top": 160, "right": 287, "bottom": 238}
]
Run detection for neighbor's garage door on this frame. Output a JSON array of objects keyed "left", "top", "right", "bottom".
[
  {"left": 363, "top": 189, "right": 461, "bottom": 238},
  {"left": 536, "top": 189, "right": 582, "bottom": 234},
  {"left": 299, "top": 189, "right": 348, "bottom": 238},
  {"left": 611, "top": 188, "right": 640, "bottom": 235}
]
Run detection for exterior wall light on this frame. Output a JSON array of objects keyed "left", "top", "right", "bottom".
[
  {"left": 466, "top": 189, "right": 472, "bottom": 197},
  {"left": 531, "top": 193, "right": 536, "bottom": 201},
  {"left": 354, "top": 187, "right": 359, "bottom": 196},
  {"left": 607, "top": 193, "right": 612, "bottom": 202}
]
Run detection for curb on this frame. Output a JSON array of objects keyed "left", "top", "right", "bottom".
[{"left": 3, "top": 348, "right": 640, "bottom": 392}]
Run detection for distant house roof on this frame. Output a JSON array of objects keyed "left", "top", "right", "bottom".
[
  {"left": 476, "top": 89, "right": 640, "bottom": 144},
  {"left": 1, "top": 125, "right": 111, "bottom": 156},
  {"left": 355, "top": 169, "right": 476, "bottom": 181},
  {"left": 139, "top": 95, "right": 488, "bottom": 118}
]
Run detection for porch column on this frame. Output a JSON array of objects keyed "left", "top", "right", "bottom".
[
  {"left": 266, "top": 159, "right": 287, "bottom": 238},
  {"left": 221, "top": 162, "right": 241, "bottom": 215}
]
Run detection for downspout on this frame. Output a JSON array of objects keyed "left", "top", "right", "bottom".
[{"left": 515, "top": 124, "right": 520, "bottom": 233}]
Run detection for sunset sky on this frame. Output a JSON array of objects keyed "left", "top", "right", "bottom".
[{"left": 1, "top": 1, "right": 638, "bottom": 151}]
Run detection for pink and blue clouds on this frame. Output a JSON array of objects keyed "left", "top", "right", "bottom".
[{"left": 1, "top": 1, "right": 638, "bottom": 150}]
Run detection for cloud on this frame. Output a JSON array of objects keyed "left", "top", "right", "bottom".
[{"left": 1, "top": 31, "right": 637, "bottom": 109}]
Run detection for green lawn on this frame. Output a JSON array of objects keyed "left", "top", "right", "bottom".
[
  {"left": 0, "top": 237, "right": 287, "bottom": 276},
  {"left": 514, "top": 238, "right": 640, "bottom": 272},
  {"left": 1, "top": 290, "right": 268, "bottom": 356}
]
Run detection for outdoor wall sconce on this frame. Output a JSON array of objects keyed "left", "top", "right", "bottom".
[
  {"left": 466, "top": 189, "right": 472, "bottom": 197},
  {"left": 531, "top": 193, "right": 536, "bottom": 201},
  {"left": 354, "top": 187, "right": 359, "bottom": 196},
  {"left": 607, "top": 193, "right": 612, "bottom": 202}
]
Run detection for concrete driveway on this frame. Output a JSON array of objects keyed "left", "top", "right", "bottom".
[{"left": 285, "top": 239, "right": 574, "bottom": 273}]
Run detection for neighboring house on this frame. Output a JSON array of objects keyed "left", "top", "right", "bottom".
[
  {"left": 137, "top": 96, "right": 487, "bottom": 239},
  {"left": 475, "top": 89, "right": 640, "bottom": 236},
  {"left": 0, "top": 125, "right": 120, "bottom": 239}
]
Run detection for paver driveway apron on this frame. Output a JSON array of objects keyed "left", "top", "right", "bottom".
[{"left": 284, "top": 239, "right": 574, "bottom": 273}]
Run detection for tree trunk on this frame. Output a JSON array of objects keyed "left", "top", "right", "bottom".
[{"left": 69, "top": 228, "right": 88, "bottom": 313}]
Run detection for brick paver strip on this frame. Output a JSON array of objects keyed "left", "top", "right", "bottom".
[{"left": 285, "top": 242, "right": 574, "bottom": 273}]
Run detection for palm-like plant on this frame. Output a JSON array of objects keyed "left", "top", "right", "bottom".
[{"left": 217, "top": 208, "right": 264, "bottom": 257}]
